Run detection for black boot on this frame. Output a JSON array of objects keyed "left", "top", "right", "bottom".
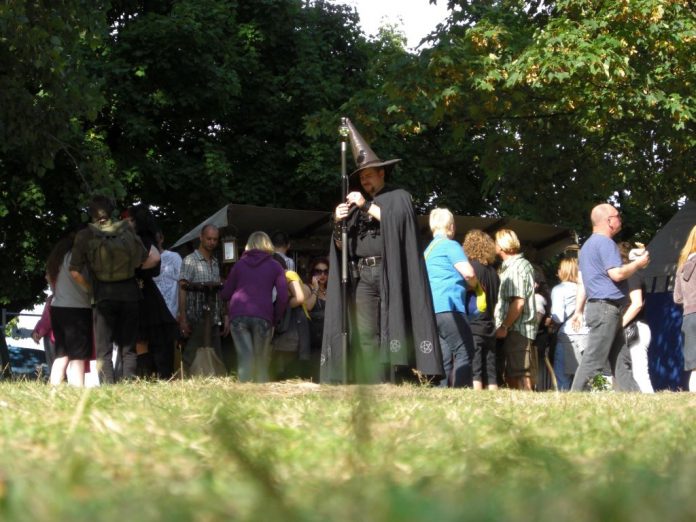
[{"left": 136, "top": 352, "right": 155, "bottom": 379}]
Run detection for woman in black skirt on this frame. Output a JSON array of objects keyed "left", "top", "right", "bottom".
[
  {"left": 45, "top": 231, "right": 92, "bottom": 386},
  {"left": 125, "top": 205, "right": 177, "bottom": 378}
]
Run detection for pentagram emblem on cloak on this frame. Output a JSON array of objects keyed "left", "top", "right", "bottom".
[{"left": 420, "top": 340, "right": 434, "bottom": 354}]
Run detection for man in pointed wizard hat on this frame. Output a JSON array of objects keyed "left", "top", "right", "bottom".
[{"left": 320, "top": 119, "right": 444, "bottom": 383}]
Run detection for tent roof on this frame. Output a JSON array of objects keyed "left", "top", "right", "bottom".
[
  {"left": 171, "top": 204, "right": 332, "bottom": 251},
  {"left": 171, "top": 203, "right": 577, "bottom": 262},
  {"left": 423, "top": 215, "right": 577, "bottom": 262},
  {"left": 643, "top": 200, "right": 696, "bottom": 291}
]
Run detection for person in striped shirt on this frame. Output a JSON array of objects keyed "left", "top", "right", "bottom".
[{"left": 493, "top": 229, "right": 537, "bottom": 390}]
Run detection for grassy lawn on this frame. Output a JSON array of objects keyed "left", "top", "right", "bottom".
[{"left": 1, "top": 380, "right": 695, "bottom": 521}]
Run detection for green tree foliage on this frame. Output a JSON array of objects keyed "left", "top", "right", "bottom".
[
  {"left": 0, "top": 1, "right": 108, "bottom": 308},
  {"left": 0, "top": 0, "right": 373, "bottom": 308},
  {"left": 2, "top": 0, "right": 693, "bottom": 308},
  {"left": 353, "top": 0, "right": 695, "bottom": 237},
  {"left": 100, "top": 0, "right": 371, "bottom": 234},
  {"left": 310, "top": 22, "right": 497, "bottom": 216}
]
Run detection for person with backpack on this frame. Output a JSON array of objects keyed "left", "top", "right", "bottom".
[{"left": 69, "top": 195, "right": 159, "bottom": 384}]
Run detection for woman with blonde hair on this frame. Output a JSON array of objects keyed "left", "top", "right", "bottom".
[
  {"left": 674, "top": 225, "right": 696, "bottom": 392},
  {"left": 550, "top": 257, "right": 588, "bottom": 390},
  {"left": 221, "top": 231, "right": 288, "bottom": 382}
]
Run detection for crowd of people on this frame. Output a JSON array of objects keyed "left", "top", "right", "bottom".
[
  {"left": 29, "top": 120, "right": 696, "bottom": 392},
  {"left": 31, "top": 196, "right": 333, "bottom": 386}
]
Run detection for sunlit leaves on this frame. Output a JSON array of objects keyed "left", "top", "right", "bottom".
[{"left": 357, "top": 0, "right": 694, "bottom": 237}]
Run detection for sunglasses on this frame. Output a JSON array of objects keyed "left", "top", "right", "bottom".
[{"left": 312, "top": 268, "right": 329, "bottom": 275}]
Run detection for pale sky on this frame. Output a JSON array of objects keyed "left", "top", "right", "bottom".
[{"left": 332, "top": 0, "right": 451, "bottom": 50}]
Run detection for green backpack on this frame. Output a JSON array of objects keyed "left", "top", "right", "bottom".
[{"left": 87, "top": 220, "right": 143, "bottom": 282}]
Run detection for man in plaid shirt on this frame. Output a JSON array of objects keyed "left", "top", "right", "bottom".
[
  {"left": 493, "top": 229, "right": 537, "bottom": 390},
  {"left": 178, "top": 224, "right": 228, "bottom": 370}
]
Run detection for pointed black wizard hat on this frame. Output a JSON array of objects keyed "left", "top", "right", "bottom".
[{"left": 344, "top": 118, "right": 401, "bottom": 177}]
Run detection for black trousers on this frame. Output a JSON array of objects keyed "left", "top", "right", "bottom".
[
  {"left": 472, "top": 327, "right": 498, "bottom": 386},
  {"left": 94, "top": 299, "right": 139, "bottom": 384},
  {"left": 148, "top": 322, "right": 178, "bottom": 379}
]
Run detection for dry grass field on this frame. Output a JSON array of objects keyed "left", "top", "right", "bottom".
[{"left": 1, "top": 380, "right": 695, "bottom": 521}]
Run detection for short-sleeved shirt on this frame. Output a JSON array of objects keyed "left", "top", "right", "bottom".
[
  {"left": 465, "top": 260, "right": 499, "bottom": 336},
  {"left": 286, "top": 270, "right": 309, "bottom": 318},
  {"left": 578, "top": 233, "right": 627, "bottom": 301},
  {"left": 494, "top": 254, "right": 537, "bottom": 340},
  {"left": 535, "top": 294, "right": 548, "bottom": 324},
  {"left": 550, "top": 281, "right": 588, "bottom": 335},
  {"left": 53, "top": 252, "right": 91, "bottom": 309},
  {"left": 425, "top": 234, "right": 468, "bottom": 314},
  {"left": 180, "top": 250, "right": 222, "bottom": 324},
  {"left": 627, "top": 273, "right": 645, "bottom": 322},
  {"left": 153, "top": 250, "right": 182, "bottom": 319},
  {"left": 277, "top": 252, "right": 295, "bottom": 271}
]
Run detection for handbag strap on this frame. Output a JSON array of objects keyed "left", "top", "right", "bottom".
[{"left": 424, "top": 237, "right": 448, "bottom": 261}]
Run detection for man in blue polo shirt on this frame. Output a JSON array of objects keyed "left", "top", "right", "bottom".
[
  {"left": 571, "top": 203, "right": 650, "bottom": 391},
  {"left": 425, "top": 208, "right": 478, "bottom": 387}
]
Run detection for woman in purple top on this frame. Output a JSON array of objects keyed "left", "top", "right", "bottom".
[{"left": 221, "top": 231, "right": 288, "bottom": 382}]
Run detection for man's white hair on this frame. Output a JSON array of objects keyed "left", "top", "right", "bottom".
[{"left": 429, "top": 208, "right": 454, "bottom": 234}]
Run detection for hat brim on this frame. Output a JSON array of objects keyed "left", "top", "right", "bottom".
[{"left": 350, "top": 158, "right": 401, "bottom": 177}]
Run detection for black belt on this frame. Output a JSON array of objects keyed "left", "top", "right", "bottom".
[
  {"left": 587, "top": 298, "right": 623, "bottom": 308},
  {"left": 358, "top": 256, "right": 382, "bottom": 268}
]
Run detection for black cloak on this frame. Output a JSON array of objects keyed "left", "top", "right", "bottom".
[{"left": 320, "top": 186, "right": 444, "bottom": 383}]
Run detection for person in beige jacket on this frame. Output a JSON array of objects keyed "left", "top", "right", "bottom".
[{"left": 674, "top": 224, "right": 696, "bottom": 392}]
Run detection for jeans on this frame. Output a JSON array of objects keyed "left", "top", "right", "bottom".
[
  {"left": 553, "top": 332, "right": 585, "bottom": 391},
  {"left": 571, "top": 301, "right": 639, "bottom": 392},
  {"left": 354, "top": 263, "right": 386, "bottom": 383},
  {"left": 436, "top": 312, "right": 475, "bottom": 387},
  {"left": 230, "top": 316, "right": 273, "bottom": 382},
  {"left": 94, "top": 299, "right": 139, "bottom": 384}
]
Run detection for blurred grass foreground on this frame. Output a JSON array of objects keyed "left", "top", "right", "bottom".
[{"left": 1, "top": 380, "right": 695, "bottom": 521}]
